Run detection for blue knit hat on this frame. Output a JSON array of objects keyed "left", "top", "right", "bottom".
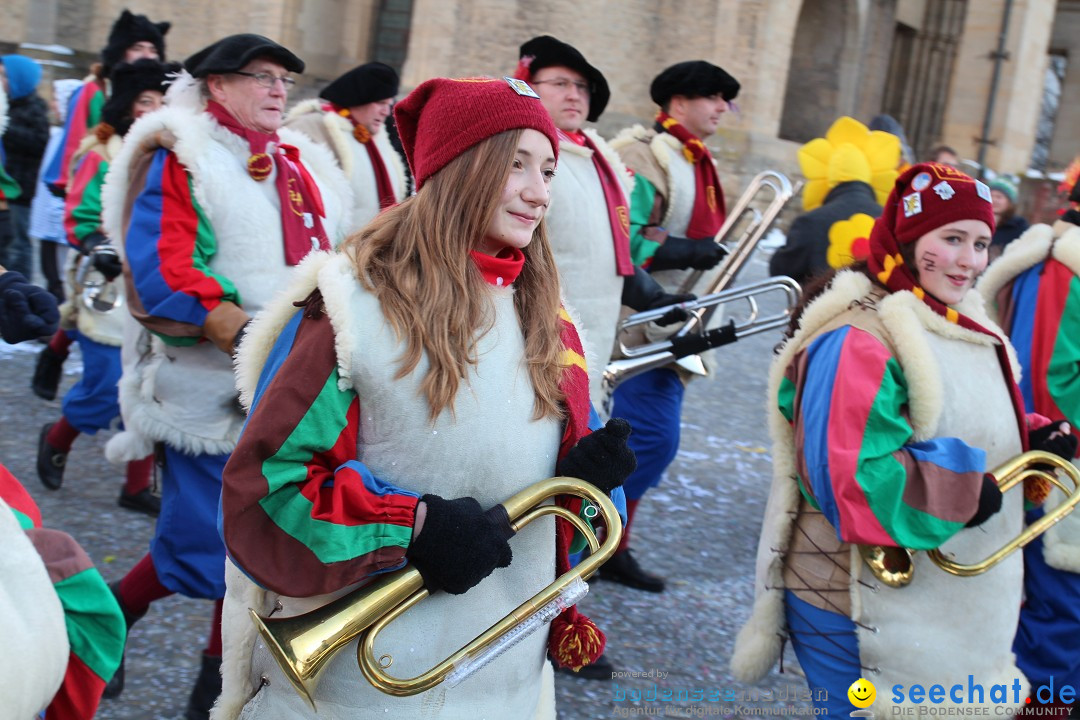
[{"left": 1, "top": 55, "right": 42, "bottom": 100}]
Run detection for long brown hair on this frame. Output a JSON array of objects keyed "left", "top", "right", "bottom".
[{"left": 342, "top": 129, "right": 565, "bottom": 423}]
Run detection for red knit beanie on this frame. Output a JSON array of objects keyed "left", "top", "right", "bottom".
[
  {"left": 887, "top": 162, "right": 997, "bottom": 246},
  {"left": 393, "top": 76, "right": 559, "bottom": 189}
]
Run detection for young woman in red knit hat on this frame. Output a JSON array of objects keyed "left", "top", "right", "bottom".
[
  {"left": 731, "top": 163, "right": 1076, "bottom": 717},
  {"left": 216, "top": 76, "right": 633, "bottom": 719}
]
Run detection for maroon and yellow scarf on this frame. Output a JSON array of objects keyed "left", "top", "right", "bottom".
[
  {"left": 324, "top": 101, "right": 397, "bottom": 211},
  {"left": 559, "top": 130, "right": 634, "bottom": 276},
  {"left": 656, "top": 111, "right": 726, "bottom": 239},
  {"left": 207, "top": 101, "right": 330, "bottom": 265}
]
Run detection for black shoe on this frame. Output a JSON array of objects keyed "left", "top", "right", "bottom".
[
  {"left": 32, "top": 346, "right": 65, "bottom": 400},
  {"left": 554, "top": 652, "right": 615, "bottom": 681},
  {"left": 37, "top": 423, "right": 67, "bottom": 490},
  {"left": 118, "top": 488, "right": 161, "bottom": 517},
  {"left": 598, "top": 550, "right": 666, "bottom": 593},
  {"left": 185, "top": 653, "right": 223, "bottom": 720},
  {"left": 102, "top": 581, "right": 147, "bottom": 700}
]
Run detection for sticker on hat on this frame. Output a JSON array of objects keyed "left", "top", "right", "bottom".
[
  {"left": 504, "top": 77, "right": 540, "bottom": 99},
  {"left": 911, "top": 172, "right": 932, "bottom": 192},
  {"left": 976, "top": 180, "right": 993, "bottom": 203},
  {"left": 933, "top": 181, "right": 955, "bottom": 200},
  {"left": 903, "top": 192, "right": 923, "bottom": 218}
]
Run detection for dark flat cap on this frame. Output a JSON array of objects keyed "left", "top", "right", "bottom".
[
  {"left": 184, "top": 34, "right": 304, "bottom": 78},
  {"left": 320, "top": 62, "right": 399, "bottom": 108},
  {"left": 519, "top": 35, "right": 610, "bottom": 122},
  {"left": 650, "top": 60, "right": 740, "bottom": 107}
]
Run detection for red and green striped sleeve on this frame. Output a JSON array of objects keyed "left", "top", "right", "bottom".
[
  {"left": 63, "top": 151, "right": 108, "bottom": 249},
  {"left": 222, "top": 306, "right": 420, "bottom": 597},
  {"left": 0, "top": 155, "right": 20, "bottom": 201},
  {"left": 780, "top": 325, "right": 987, "bottom": 549},
  {"left": 627, "top": 174, "right": 663, "bottom": 267},
  {"left": 125, "top": 148, "right": 240, "bottom": 346},
  {"left": 45, "top": 81, "right": 104, "bottom": 195}
]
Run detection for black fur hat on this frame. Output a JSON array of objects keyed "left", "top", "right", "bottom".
[
  {"left": 101, "top": 10, "right": 170, "bottom": 74},
  {"left": 320, "top": 62, "right": 399, "bottom": 108},
  {"left": 649, "top": 60, "right": 740, "bottom": 108},
  {"left": 516, "top": 35, "right": 610, "bottom": 122},
  {"left": 102, "top": 59, "right": 178, "bottom": 135}
]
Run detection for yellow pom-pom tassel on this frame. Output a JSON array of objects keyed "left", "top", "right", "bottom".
[{"left": 548, "top": 610, "right": 606, "bottom": 672}]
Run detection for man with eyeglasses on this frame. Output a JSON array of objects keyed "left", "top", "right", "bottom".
[
  {"left": 285, "top": 61, "right": 407, "bottom": 232},
  {"left": 95, "top": 34, "right": 351, "bottom": 720},
  {"left": 33, "top": 9, "right": 170, "bottom": 402}
]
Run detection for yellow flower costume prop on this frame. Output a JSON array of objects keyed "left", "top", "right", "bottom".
[{"left": 798, "top": 116, "right": 901, "bottom": 211}]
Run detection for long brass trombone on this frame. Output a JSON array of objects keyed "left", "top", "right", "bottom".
[
  {"left": 860, "top": 450, "right": 1080, "bottom": 588},
  {"left": 249, "top": 476, "right": 621, "bottom": 707}
]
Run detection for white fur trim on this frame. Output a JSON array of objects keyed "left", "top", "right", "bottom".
[
  {"left": 978, "top": 224, "right": 1055, "bottom": 313},
  {"left": 212, "top": 559, "right": 269, "bottom": 720},
  {"left": 0, "top": 84, "right": 8, "bottom": 136},
  {"left": 1052, "top": 223, "right": 1080, "bottom": 275},
  {"left": 104, "top": 427, "right": 156, "bottom": 464},
  {"left": 583, "top": 128, "right": 634, "bottom": 196}
]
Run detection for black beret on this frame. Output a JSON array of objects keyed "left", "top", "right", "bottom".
[
  {"left": 102, "top": 59, "right": 179, "bottom": 133},
  {"left": 649, "top": 60, "right": 740, "bottom": 107},
  {"left": 519, "top": 35, "right": 610, "bottom": 122},
  {"left": 102, "top": 9, "right": 170, "bottom": 74},
  {"left": 319, "top": 62, "right": 399, "bottom": 108},
  {"left": 184, "top": 34, "right": 304, "bottom": 78}
]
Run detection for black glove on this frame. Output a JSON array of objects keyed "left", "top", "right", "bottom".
[
  {"left": 1029, "top": 421, "right": 1078, "bottom": 462},
  {"left": 555, "top": 418, "right": 637, "bottom": 494},
  {"left": 406, "top": 494, "right": 513, "bottom": 595},
  {"left": 650, "top": 236, "right": 727, "bottom": 272},
  {"left": 966, "top": 474, "right": 1004, "bottom": 528},
  {"left": 92, "top": 250, "right": 124, "bottom": 281},
  {"left": 78, "top": 230, "right": 108, "bottom": 255},
  {"left": 620, "top": 267, "right": 696, "bottom": 325},
  {"left": 0, "top": 271, "right": 60, "bottom": 343}
]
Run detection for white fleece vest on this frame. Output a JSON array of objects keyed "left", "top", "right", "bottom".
[
  {"left": 219, "top": 252, "right": 561, "bottom": 720},
  {"left": 546, "top": 131, "right": 631, "bottom": 402},
  {"left": 979, "top": 222, "right": 1080, "bottom": 573},
  {"left": 285, "top": 100, "right": 407, "bottom": 234},
  {"left": 732, "top": 272, "right": 1028, "bottom": 717},
  {"left": 101, "top": 100, "right": 351, "bottom": 458}
]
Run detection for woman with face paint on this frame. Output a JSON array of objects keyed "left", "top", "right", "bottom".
[{"left": 732, "top": 163, "right": 1076, "bottom": 717}]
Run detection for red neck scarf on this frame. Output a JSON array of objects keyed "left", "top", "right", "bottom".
[
  {"left": 656, "top": 111, "right": 726, "bottom": 239},
  {"left": 866, "top": 207, "right": 1029, "bottom": 452},
  {"left": 324, "top": 102, "right": 397, "bottom": 211},
  {"left": 207, "top": 102, "right": 329, "bottom": 265},
  {"left": 469, "top": 246, "right": 525, "bottom": 286},
  {"left": 559, "top": 129, "right": 634, "bottom": 277}
]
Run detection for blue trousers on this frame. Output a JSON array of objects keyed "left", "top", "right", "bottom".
[
  {"left": 609, "top": 368, "right": 684, "bottom": 501},
  {"left": 150, "top": 446, "right": 228, "bottom": 599},
  {"left": 785, "top": 591, "right": 862, "bottom": 716},
  {"left": 61, "top": 330, "right": 121, "bottom": 434}
]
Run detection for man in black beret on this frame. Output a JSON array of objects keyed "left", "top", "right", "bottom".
[
  {"left": 97, "top": 33, "right": 351, "bottom": 720},
  {"left": 602, "top": 60, "right": 739, "bottom": 594},
  {"left": 285, "top": 61, "right": 407, "bottom": 231}
]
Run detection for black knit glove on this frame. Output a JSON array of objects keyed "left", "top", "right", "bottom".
[
  {"left": 966, "top": 474, "right": 1003, "bottom": 528},
  {"left": 650, "top": 236, "right": 727, "bottom": 272},
  {"left": 92, "top": 250, "right": 124, "bottom": 281},
  {"left": 649, "top": 292, "right": 697, "bottom": 326},
  {"left": 78, "top": 230, "right": 108, "bottom": 255},
  {"left": 1029, "top": 421, "right": 1078, "bottom": 462},
  {"left": 0, "top": 271, "right": 59, "bottom": 343},
  {"left": 406, "top": 494, "right": 513, "bottom": 595},
  {"left": 556, "top": 418, "right": 637, "bottom": 494}
]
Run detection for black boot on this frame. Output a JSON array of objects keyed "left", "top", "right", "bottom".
[
  {"left": 554, "top": 652, "right": 616, "bottom": 681},
  {"left": 598, "top": 549, "right": 666, "bottom": 593},
  {"left": 118, "top": 487, "right": 161, "bottom": 517},
  {"left": 37, "top": 423, "right": 67, "bottom": 490},
  {"left": 32, "top": 345, "right": 65, "bottom": 400},
  {"left": 185, "top": 652, "right": 223, "bottom": 720},
  {"left": 102, "top": 581, "right": 147, "bottom": 700}
]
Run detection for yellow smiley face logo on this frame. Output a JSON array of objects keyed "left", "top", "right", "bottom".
[{"left": 848, "top": 677, "right": 877, "bottom": 708}]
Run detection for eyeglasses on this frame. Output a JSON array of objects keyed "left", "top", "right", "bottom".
[
  {"left": 531, "top": 78, "right": 590, "bottom": 96},
  {"left": 231, "top": 71, "right": 297, "bottom": 89}
]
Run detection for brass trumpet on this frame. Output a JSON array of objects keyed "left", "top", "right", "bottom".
[
  {"left": 860, "top": 450, "right": 1080, "bottom": 588},
  {"left": 250, "top": 476, "right": 622, "bottom": 707}
]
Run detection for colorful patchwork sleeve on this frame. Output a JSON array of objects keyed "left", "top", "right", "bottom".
[
  {"left": 63, "top": 151, "right": 108, "bottom": 249},
  {"left": 1008, "top": 261, "right": 1080, "bottom": 427},
  {"left": 0, "top": 154, "right": 21, "bottom": 201},
  {"left": 221, "top": 306, "right": 420, "bottom": 597},
  {"left": 779, "top": 325, "right": 987, "bottom": 549},
  {"left": 627, "top": 174, "right": 664, "bottom": 267},
  {"left": 125, "top": 148, "right": 241, "bottom": 346},
  {"left": 44, "top": 83, "right": 105, "bottom": 195}
]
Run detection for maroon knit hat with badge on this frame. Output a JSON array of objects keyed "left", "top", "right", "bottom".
[
  {"left": 393, "top": 76, "right": 559, "bottom": 190},
  {"left": 887, "top": 162, "right": 996, "bottom": 247}
]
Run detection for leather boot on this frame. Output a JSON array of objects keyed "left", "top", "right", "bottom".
[
  {"left": 598, "top": 549, "right": 666, "bottom": 593},
  {"left": 184, "top": 652, "right": 223, "bottom": 720},
  {"left": 32, "top": 345, "right": 65, "bottom": 400},
  {"left": 37, "top": 423, "right": 67, "bottom": 490},
  {"left": 102, "top": 581, "right": 147, "bottom": 699}
]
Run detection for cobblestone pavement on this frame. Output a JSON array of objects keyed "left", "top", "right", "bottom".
[{"left": 1, "top": 256, "right": 812, "bottom": 719}]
